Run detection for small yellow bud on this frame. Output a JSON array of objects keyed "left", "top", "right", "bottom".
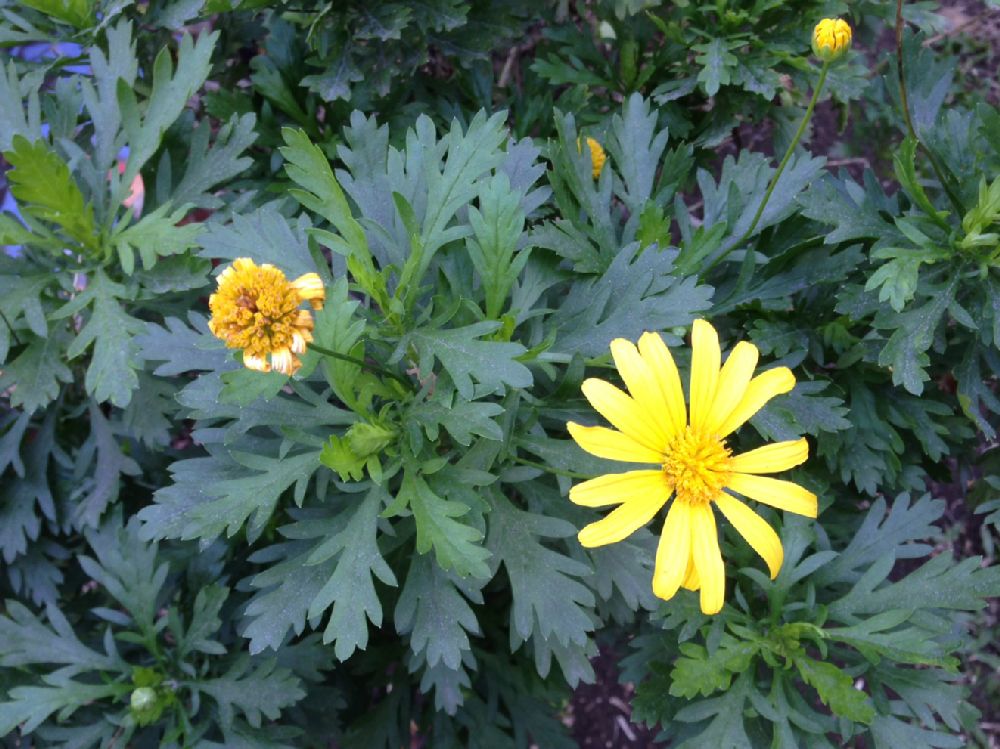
[
  {"left": 812, "top": 18, "right": 852, "bottom": 63},
  {"left": 576, "top": 137, "right": 607, "bottom": 180}
]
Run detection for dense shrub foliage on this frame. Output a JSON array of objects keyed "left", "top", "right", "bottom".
[{"left": 1, "top": 0, "right": 998, "bottom": 746}]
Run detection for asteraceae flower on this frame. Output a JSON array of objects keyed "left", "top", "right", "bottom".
[
  {"left": 577, "top": 136, "right": 607, "bottom": 179},
  {"left": 566, "top": 320, "right": 817, "bottom": 615},
  {"left": 812, "top": 18, "right": 852, "bottom": 63},
  {"left": 208, "top": 257, "right": 325, "bottom": 375}
]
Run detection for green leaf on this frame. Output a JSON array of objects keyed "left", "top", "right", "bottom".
[
  {"left": 306, "top": 487, "right": 398, "bottom": 659},
  {"left": 794, "top": 655, "right": 875, "bottom": 724},
  {"left": 17, "top": 0, "right": 92, "bottom": 28},
  {"left": 0, "top": 677, "right": 124, "bottom": 736},
  {"left": 193, "top": 656, "right": 305, "bottom": 730},
  {"left": 673, "top": 671, "right": 752, "bottom": 749},
  {"left": 171, "top": 113, "right": 257, "bottom": 209},
  {"left": 693, "top": 39, "right": 738, "bottom": 96},
  {"left": 0, "top": 599, "right": 117, "bottom": 672},
  {"left": 465, "top": 172, "right": 528, "bottom": 319},
  {"left": 487, "top": 494, "right": 594, "bottom": 649},
  {"left": 396, "top": 553, "right": 482, "bottom": 670},
  {"left": 0, "top": 335, "right": 73, "bottom": 413},
  {"left": 399, "top": 469, "right": 491, "bottom": 580},
  {"left": 55, "top": 273, "right": 145, "bottom": 408},
  {"left": 404, "top": 322, "right": 532, "bottom": 400},
  {"left": 669, "top": 637, "right": 758, "bottom": 699},
  {"left": 877, "top": 275, "right": 958, "bottom": 395},
  {"left": 4, "top": 135, "right": 97, "bottom": 251},
  {"left": 870, "top": 715, "right": 965, "bottom": 749},
  {"left": 118, "top": 30, "right": 218, "bottom": 183},
  {"left": 110, "top": 203, "right": 202, "bottom": 274},
  {"left": 0, "top": 60, "right": 43, "bottom": 151},
  {"left": 198, "top": 204, "right": 318, "bottom": 280},
  {"left": 147, "top": 449, "right": 321, "bottom": 542},
  {"left": 73, "top": 401, "right": 141, "bottom": 528},
  {"left": 406, "top": 390, "right": 504, "bottom": 448},
  {"left": 554, "top": 244, "right": 712, "bottom": 357},
  {"left": 135, "top": 313, "right": 229, "bottom": 376}
]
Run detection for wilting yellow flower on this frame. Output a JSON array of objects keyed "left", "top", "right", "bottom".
[
  {"left": 208, "top": 257, "right": 325, "bottom": 375},
  {"left": 577, "top": 136, "right": 607, "bottom": 179},
  {"left": 812, "top": 18, "right": 852, "bottom": 63},
  {"left": 566, "top": 320, "right": 817, "bottom": 615}
]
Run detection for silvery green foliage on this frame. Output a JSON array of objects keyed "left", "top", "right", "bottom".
[{"left": 1, "top": 4, "right": 999, "bottom": 747}]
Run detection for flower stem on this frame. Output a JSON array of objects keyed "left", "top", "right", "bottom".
[
  {"left": 307, "top": 343, "right": 411, "bottom": 386},
  {"left": 745, "top": 62, "right": 829, "bottom": 246},
  {"left": 704, "top": 62, "right": 830, "bottom": 277},
  {"left": 895, "top": 0, "right": 966, "bottom": 217}
]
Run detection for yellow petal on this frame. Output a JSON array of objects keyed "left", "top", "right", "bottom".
[
  {"left": 578, "top": 495, "right": 662, "bottom": 547},
  {"left": 705, "top": 341, "right": 758, "bottom": 436},
  {"left": 581, "top": 378, "right": 667, "bottom": 452},
  {"left": 292, "top": 272, "right": 325, "bottom": 310},
  {"left": 726, "top": 474, "right": 818, "bottom": 517},
  {"left": 652, "top": 500, "right": 691, "bottom": 600},
  {"left": 730, "top": 438, "right": 809, "bottom": 475},
  {"left": 690, "top": 502, "right": 725, "bottom": 614},
  {"left": 681, "top": 556, "right": 699, "bottom": 591},
  {"left": 637, "top": 332, "right": 686, "bottom": 436},
  {"left": 569, "top": 470, "right": 670, "bottom": 508},
  {"left": 715, "top": 367, "right": 795, "bottom": 438},
  {"left": 567, "top": 422, "right": 663, "bottom": 464},
  {"left": 610, "top": 338, "right": 680, "bottom": 444},
  {"left": 714, "top": 493, "right": 783, "bottom": 579},
  {"left": 689, "top": 320, "right": 720, "bottom": 433}
]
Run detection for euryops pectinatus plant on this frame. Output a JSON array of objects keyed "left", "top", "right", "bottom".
[{"left": 1, "top": 2, "right": 999, "bottom": 747}]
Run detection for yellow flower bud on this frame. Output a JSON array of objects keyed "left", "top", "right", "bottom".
[
  {"left": 576, "top": 136, "right": 607, "bottom": 180},
  {"left": 812, "top": 18, "right": 852, "bottom": 63}
]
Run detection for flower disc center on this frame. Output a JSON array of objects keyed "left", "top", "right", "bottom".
[{"left": 662, "top": 427, "right": 732, "bottom": 505}]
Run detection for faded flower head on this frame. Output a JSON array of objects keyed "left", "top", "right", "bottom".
[
  {"left": 566, "top": 320, "right": 818, "bottom": 615},
  {"left": 577, "top": 136, "right": 607, "bottom": 179},
  {"left": 208, "top": 257, "right": 325, "bottom": 376},
  {"left": 812, "top": 18, "right": 852, "bottom": 63}
]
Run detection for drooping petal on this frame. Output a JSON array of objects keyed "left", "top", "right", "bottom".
[
  {"left": 244, "top": 352, "right": 270, "bottom": 372},
  {"left": 690, "top": 502, "right": 725, "bottom": 614},
  {"left": 652, "top": 500, "right": 691, "bottom": 600},
  {"left": 715, "top": 367, "right": 796, "bottom": 438},
  {"left": 271, "top": 348, "right": 298, "bottom": 376},
  {"left": 726, "top": 474, "right": 818, "bottom": 517},
  {"left": 688, "top": 320, "right": 721, "bottom": 433},
  {"left": 578, "top": 495, "right": 663, "bottom": 547},
  {"left": 581, "top": 378, "right": 668, "bottom": 452},
  {"left": 569, "top": 470, "right": 671, "bottom": 508},
  {"left": 292, "top": 272, "right": 326, "bottom": 309},
  {"left": 730, "top": 438, "right": 809, "bottom": 475},
  {"left": 611, "top": 338, "right": 680, "bottom": 444},
  {"left": 714, "top": 493, "right": 783, "bottom": 579},
  {"left": 567, "top": 422, "right": 664, "bottom": 464},
  {"left": 705, "top": 341, "right": 758, "bottom": 435},
  {"left": 637, "top": 332, "right": 687, "bottom": 436}
]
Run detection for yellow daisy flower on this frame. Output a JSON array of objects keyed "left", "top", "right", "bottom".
[
  {"left": 577, "top": 136, "right": 607, "bottom": 179},
  {"left": 566, "top": 320, "right": 817, "bottom": 615},
  {"left": 208, "top": 257, "right": 325, "bottom": 376}
]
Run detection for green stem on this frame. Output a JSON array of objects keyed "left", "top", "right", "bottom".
[
  {"left": 511, "top": 456, "right": 593, "bottom": 480},
  {"left": 895, "top": 0, "right": 966, "bottom": 217},
  {"left": 306, "top": 343, "right": 411, "bottom": 386},
  {"left": 704, "top": 62, "right": 830, "bottom": 276}
]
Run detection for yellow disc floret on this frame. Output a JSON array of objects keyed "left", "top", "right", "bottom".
[
  {"left": 208, "top": 257, "right": 325, "bottom": 376},
  {"left": 662, "top": 428, "right": 732, "bottom": 507},
  {"left": 812, "top": 18, "right": 852, "bottom": 63}
]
